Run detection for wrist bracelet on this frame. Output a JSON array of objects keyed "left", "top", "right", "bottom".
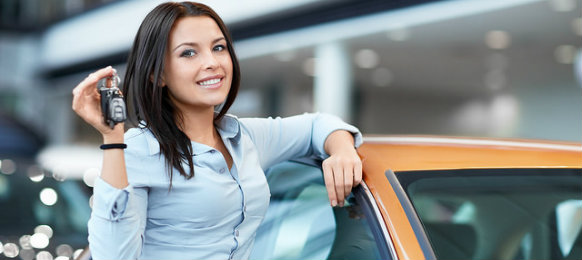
[{"left": 100, "top": 143, "right": 127, "bottom": 150}]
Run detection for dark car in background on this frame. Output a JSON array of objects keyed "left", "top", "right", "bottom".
[{"left": 0, "top": 157, "right": 91, "bottom": 260}]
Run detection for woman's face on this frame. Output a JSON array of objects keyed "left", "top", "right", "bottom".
[{"left": 163, "top": 16, "right": 233, "bottom": 113}]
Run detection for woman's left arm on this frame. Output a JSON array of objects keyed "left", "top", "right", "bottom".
[{"left": 323, "top": 130, "right": 362, "bottom": 207}]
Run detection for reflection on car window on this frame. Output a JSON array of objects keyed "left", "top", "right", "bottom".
[
  {"left": 0, "top": 159, "right": 91, "bottom": 259},
  {"left": 250, "top": 161, "right": 384, "bottom": 260},
  {"left": 397, "top": 168, "right": 582, "bottom": 260}
]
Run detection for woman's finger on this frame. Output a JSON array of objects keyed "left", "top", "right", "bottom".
[
  {"left": 322, "top": 160, "right": 338, "bottom": 207},
  {"left": 72, "top": 66, "right": 114, "bottom": 97},
  {"left": 333, "top": 163, "right": 345, "bottom": 206}
]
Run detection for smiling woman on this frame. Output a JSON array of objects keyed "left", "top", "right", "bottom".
[{"left": 70, "top": 2, "right": 362, "bottom": 260}]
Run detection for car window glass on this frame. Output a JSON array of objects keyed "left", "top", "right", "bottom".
[
  {"left": 250, "top": 161, "right": 384, "bottom": 260},
  {"left": 397, "top": 168, "right": 582, "bottom": 260}
]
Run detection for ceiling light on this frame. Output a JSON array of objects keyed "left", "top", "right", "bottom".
[
  {"left": 83, "top": 168, "right": 100, "bottom": 187},
  {"left": 30, "top": 233, "right": 49, "bottom": 249},
  {"left": 554, "top": 45, "right": 576, "bottom": 64},
  {"left": 0, "top": 159, "right": 16, "bottom": 175},
  {"left": 485, "top": 30, "right": 511, "bottom": 50},
  {"left": 19, "top": 235, "right": 32, "bottom": 250},
  {"left": 3, "top": 243, "right": 19, "bottom": 258},
  {"left": 36, "top": 251, "right": 53, "bottom": 260},
  {"left": 28, "top": 165, "right": 45, "bottom": 182},
  {"left": 548, "top": 0, "right": 576, "bottom": 12},
  {"left": 354, "top": 49, "right": 380, "bottom": 69},
  {"left": 34, "top": 225, "right": 53, "bottom": 239},
  {"left": 56, "top": 244, "right": 74, "bottom": 258},
  {"left": 40, "top": 188, "right": 58, "bottom": 206}
]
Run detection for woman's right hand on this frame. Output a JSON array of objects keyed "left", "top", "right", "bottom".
[{"left": 72, "top": 66, "right": 125, "bottom": 137}]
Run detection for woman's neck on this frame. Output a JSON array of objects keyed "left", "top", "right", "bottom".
[{"left": 177, "top": 107, "right": 219, "bottom": 146}]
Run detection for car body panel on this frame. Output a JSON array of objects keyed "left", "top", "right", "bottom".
[{"left": 357, "top": 135, "right": 582, "bottom": 260}]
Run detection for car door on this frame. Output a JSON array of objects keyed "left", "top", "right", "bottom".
[{"left": 249, "top": 160, "right": 395, "bottom": 260}]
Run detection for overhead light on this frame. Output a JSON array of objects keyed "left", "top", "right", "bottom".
[
  {"left": 56, "top": 244, "right": 74, "bottom": 258},
  {"left": 30, "top": 233, "right": 49, "bottom": 249},
  {"left": 354, "top": 49, "right": 380, "bottom": 69},
  {"left": 83, "top": 168, "right": 100, "bottom": 187},
  {"left": 39, "top": 188, "right": 58, "bottom": 206},
  {"left": 2, "top": 243, "right": 19, "bottom": 258},
  {"left": 36, "top": 251, "right": 53, "bottom": 260},
  {"left": 34, "top": 225, "right": 54, "bottom": 239},
  {"left": 548, "top": 0, "right": 576, "bottom": 12},
  {"left": 485, "top": 30, "right": 511, "bottom": 50},
  {"left": 27, "top": 165, "right": 45, "bottom": 182},
  {"left": 555, "top": 45, "right": 576, "bottom": 64},
  {"left": 0, "top": 159, "right": 16, "bottom": 175}
]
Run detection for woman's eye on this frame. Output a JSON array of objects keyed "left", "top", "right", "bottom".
[
  {"left": 213, "top": 45, "right": 226, "bottom": 52},
  {"left": 180, "top": 49, "right": 196, "bottom": 57}
]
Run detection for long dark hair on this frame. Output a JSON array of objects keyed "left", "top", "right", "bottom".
[{"left": 122, "top": 2, "right": 240, "bottom": 185}]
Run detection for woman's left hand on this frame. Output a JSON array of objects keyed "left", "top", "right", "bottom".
[{"left": 322, "top": 131, "right": 362, "bottom": 207}]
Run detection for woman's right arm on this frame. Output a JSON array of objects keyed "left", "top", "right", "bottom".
[
  {"left": 72, "top": 66, "right": 146, "bottom": 259},
  {"left": 72, "top": 66, "right": 128, "bottom": 189}
]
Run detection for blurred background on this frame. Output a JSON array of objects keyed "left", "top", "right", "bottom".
[{"left": 0, "top": 0, "right": 580, "bottom": 259}]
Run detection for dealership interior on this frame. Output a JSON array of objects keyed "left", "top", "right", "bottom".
[{"left": 0, "top": 0, "right": 580, "bottom": 259}]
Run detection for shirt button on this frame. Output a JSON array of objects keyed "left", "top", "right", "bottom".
[
  {"left": 210, "top": 150, "right": 216, "bottom": 154},
  {"left": 219, "top": 168, "right": 226, "bottom": 174}
]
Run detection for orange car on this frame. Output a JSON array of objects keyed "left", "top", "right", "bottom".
[
  {"left": 76, "top": 136, "right": 581, "bottom": 260},
  {"left": 248, "top": 135, "right": 582, "bottom": 260}
]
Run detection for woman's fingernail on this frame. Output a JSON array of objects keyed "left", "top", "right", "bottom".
[
  {"left": 331, "top": 200, "right": 337, "bottom": 207},
  {"left": 339, "top": 202, "right": 344, "bottom": 207}
]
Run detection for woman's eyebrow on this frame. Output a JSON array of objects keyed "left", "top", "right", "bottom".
[{"left": 172, "top": 37, "right": 226, "bottom": 52}]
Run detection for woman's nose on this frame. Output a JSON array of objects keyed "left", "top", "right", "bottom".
[{"left": 202, "top": 51, "right": 219, "bottom": 70}]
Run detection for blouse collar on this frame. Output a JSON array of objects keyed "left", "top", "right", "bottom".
[{"left": 143, "top": 113, "right": 241, "bottom": 156}]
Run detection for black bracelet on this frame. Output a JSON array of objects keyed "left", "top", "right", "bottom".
[{"left": 100, "top": 143, "right": 127, "bottom": 150}]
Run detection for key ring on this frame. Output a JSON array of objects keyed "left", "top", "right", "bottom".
[{"left": 98, "top": 71, "right": 121, "bottom": 90}]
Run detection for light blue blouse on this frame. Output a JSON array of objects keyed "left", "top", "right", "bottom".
[{"left": 88, "top": 113, "right": 362, "bottom": 260}]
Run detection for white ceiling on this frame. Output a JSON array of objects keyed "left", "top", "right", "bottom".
[{"left": 238, "top": 0, "right": 581, "bottom": 98}]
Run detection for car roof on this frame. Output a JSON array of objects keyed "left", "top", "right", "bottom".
[{"left": 357, "top": 135, "right": 582, "bottom": 172}]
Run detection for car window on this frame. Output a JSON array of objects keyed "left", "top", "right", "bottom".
[
  {"left": 0, "top": 160, "right": 91, "bottom": 260},
  {"left": 250, "top": 161, "right": 385, "bottom": 260},
  {"left": 396, "top": 168, "right": 582, "bottom": 260}
]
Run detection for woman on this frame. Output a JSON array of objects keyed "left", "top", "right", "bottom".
[{"left": 72, "top": 2, "right": 362, "bottom": 259}]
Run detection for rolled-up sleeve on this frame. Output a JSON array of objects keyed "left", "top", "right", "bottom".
[
  {"left": 91, "top": 177, "right": 132, "bottom": 221},
  {"left": 87, "top": 131, "right": 150, "bottom": 260},
  {"left": 88, "top": 178, "right": 148, "bottom": 260},
  {"left": 240, "top": 112, "right": 362, "bottom": 169}
]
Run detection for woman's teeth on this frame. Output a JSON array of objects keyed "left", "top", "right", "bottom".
[{"left": 199, "top": 78, "right": 221, "bottom": 86}]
